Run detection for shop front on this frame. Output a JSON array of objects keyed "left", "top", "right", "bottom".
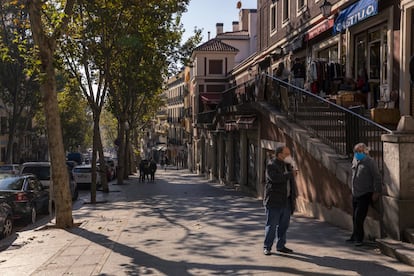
[
  {"left": 336, "top": 0, "right": 396, "bottom": 112},
  {"left": 306, "top": 18, "right": 345, "bottom": 96},
  {"left": 305, "top": 0, "right": 399, "bottom": 122}
]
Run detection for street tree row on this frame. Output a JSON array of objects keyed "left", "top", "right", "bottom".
[{"left": 0, "top": 0, "right": 201, "bottom": 228}]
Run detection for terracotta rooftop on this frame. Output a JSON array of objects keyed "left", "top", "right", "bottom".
[{"left": 193, "top": 39, "right": 239, "bottom": 52}]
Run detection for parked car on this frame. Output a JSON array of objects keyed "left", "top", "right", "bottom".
[
  {"left": 67, "top": 152, "right": 83, "bottom": 165},
  {"left": 20, "top": 162, "right": 78, "bottom": 201},
  {"left": 0, "top": 174, "right": 49, "bottom": 224},
  {"left": 65, "top": 160, "right": 78, "bottom": 172},
  {"left": 0, "top": 164, "right": 21, "bottom": 175},
  {"left": 0, "top": 199, "right": 13, "bottom": 238},
  {"left": 72, "top": 164, "right": 101, "bottom": 189},
  {"left": 20, "top": 162, "right": 51, "bottom": 188}
]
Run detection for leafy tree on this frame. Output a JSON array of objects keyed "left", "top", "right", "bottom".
[
  {"left": 59, "top": 0, "right": 120, "bottom": 199},
  {"left": 102, "top": 0, "right": 198, "bottom": 183},
  {"left": 58, "top": 77, "right": 92, "bottom": 152},
  {"left": 100, "top": 107, "right": 117, "bottom": 153},
  {"left": 169, "top": 27, "right": 202, "bottom": 75},
  {"left": 27, "top": 0, "right": 75, "bottom": 228},
  {"left": 0, "top": 0, "right": 41, "bottom": 163}
]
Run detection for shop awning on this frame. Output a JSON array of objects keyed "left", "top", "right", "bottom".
[
  {"left": 333, "top": 0, "right": 378, "bottom": 34},
  {"left": 200, "top": 93, "right": 222, "bottom": 104},
  {"left": 305, "top": 19, "right": 334, "bottom": 41}
]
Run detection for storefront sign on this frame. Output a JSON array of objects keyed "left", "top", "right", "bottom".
[
  {"left": 333, "top": 0, "right": 378, "bottom": 34},
  {"left": 305, "top": 19, "right": 334, "bottom": 41}
]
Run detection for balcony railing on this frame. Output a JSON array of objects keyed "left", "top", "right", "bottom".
[{"left": 197, "top": 110, "right": 216, "bottom": 125}]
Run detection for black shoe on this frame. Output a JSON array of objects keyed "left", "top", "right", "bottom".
[
  {"left": 346, "top": 238, "right": 355, "bottom": 243},
  {"left": 277, "top": 247, "right": 293, "bottom": 253},
  {"left": 263, "top": 249, "right": 271, "bottom": 256},
  {"left": 354, "top": 241, "right": 364, "bottom": 246}
]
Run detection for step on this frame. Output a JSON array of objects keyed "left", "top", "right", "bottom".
[
  {"left": 377, "top": 238, "right": 414, "bottom": 267},
  {"left": 405, "top": 229, "right": 414, "bottom": 244}
]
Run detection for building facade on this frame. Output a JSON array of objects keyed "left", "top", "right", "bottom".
[{"left": 155, "top": 1, "right": 414, "bottom": 240}]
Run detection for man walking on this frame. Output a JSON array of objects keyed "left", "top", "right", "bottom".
[
  {"left": 347, "top": 143, "right": 382, "bottom": 246},
  {"left": 263, "top": 146, "right": 297, "bottom": 255}
]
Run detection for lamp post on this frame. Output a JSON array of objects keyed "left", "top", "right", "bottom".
[{"left": 320, "top": 0, "right": 332, "bottom": 18}]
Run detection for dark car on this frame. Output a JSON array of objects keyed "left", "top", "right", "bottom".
[
  {"left": 20, "top": 162, "right": 78, "bottom": 201},
  {"left": 0, "top": 174, "right": 49, "bottom": 224},
  {"left": 0, "top": 200, "right": 13, "bottom": 238}
]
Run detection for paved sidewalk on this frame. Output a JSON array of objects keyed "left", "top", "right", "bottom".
[{"left": 0, "top": 168, "right": 413, "bottom": 275}]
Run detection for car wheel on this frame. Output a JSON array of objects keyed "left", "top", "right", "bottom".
[
  {"left": 72, "top": 188, "right": 79, "bottom": 201},
  {"left": 1, "top": 216, "right": 13, "bottom": 238}
]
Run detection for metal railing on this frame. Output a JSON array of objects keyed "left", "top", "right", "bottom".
[
  {"left": 219, "top": 74, "right": 393, "bottom": 172},
  {"left": 197, "top": 110, "right": 216, "bottom": 125}
]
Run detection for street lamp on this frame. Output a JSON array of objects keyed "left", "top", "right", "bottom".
[{"left": 320, "top": 0, "right": 332, "bottom": 18}]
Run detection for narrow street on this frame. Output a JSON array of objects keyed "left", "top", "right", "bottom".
[{"left": 0, "top": 168, "right": 413, "bottom": 275}]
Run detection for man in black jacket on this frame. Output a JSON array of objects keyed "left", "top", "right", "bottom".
[{"left": 263, "top": 146, "right": 297, "bottom": 255}]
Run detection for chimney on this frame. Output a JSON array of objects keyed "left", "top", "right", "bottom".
[
  {"left": 216, "top": 23, "right": 223, "bottom": 35},
  {"left": 232, "top": 21, "right": 239, "bottom": 32},
  {"left": 208, "top": 31, "right": 211, "bottom": 40}
]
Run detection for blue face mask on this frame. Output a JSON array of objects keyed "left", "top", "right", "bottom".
[{"left": 354, "top": 152, "right": 366, "bottom": 161}]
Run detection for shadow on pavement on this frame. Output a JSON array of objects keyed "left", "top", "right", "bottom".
[
  {"left": 69, "top": 226, "right": 340, "bottom": 276},
  {"left": 279, "top": 252, "right": 407, "bottom": 276}
]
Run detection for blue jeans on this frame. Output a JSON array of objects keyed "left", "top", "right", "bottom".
[{"left": 264, "top": 205, "right": 291, "bottom": 250}]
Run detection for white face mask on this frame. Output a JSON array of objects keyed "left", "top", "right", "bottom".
[{"left": 283, "top": 155, "right": 294, "bottom": 164}]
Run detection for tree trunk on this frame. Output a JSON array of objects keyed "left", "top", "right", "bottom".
[
  {"left": 90, "top": 118, "right": 99, "bottom": 203},
  {"left": 27, "top": 0, "right": 73, "bottom": 228},
  {"left": 116, "top": 118, "right": 126, "bottom": 185},
  {"left": 124, "top": 128, "right": 130, "bottom": 179},
  {"left": 96, "top": 123, "right": 109, "bottom": 193}
]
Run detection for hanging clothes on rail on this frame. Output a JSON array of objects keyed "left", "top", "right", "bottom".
[{"left": 307, "top": 60, "right": 344, "bottom": 95}]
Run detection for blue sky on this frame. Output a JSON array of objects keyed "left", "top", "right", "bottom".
[{"left": 181, "top": 0, "right": 257, "bottom": 43}]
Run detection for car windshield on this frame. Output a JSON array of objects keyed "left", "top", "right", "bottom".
[
  {"left": 0, "top": 177, "right": 24, "bottom": 190},
  {"left": 22, "top": 166, "right": 50, "bottom": 180}
]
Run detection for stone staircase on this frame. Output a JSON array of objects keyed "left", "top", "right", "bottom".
[
  {"left": 287, "top": 98, "right": 414, "bottom": 267},
  {"left": 377, "top": 229, "right": 414, "bottom": 266}
]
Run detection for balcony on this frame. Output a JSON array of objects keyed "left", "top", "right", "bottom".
[{"left": 197, "top": 110, "right": 216, "bottom": 125}]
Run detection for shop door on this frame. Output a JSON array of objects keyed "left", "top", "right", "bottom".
[{"left": 355, "top": 24, "right": 388, "bottom": 107}]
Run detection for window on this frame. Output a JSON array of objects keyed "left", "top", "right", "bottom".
[
  {"left": 282, "top": 0, "right": 289, "bottom": 23},
  {"left": 206, "top": 85, "right": 226, "bottom": 92},
  {"left": 297, "top": 0, "right": 305, "bottom": 10},
  {"left": 270, "top": 4, "right": 277, "bottom": 33},
  {"left": 297, "top": 0, "right": 307, "bottom": 14},
  {"left": 318, "top": 45, "right": 338, "bottom": 63},
  {"left": 208, "top": 60, "right": 223, "bottom": 75},
  {"left": 199, "top": 84, "right": 204, "bottom": 93}
]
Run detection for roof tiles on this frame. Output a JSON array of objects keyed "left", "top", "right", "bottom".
[{"left": 193, "top": 39, "right": 239, "bottom": 52}]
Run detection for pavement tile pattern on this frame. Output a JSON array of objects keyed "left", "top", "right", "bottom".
[{"left": 0, "top": 168, "right": 413, "bottom": 275}]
